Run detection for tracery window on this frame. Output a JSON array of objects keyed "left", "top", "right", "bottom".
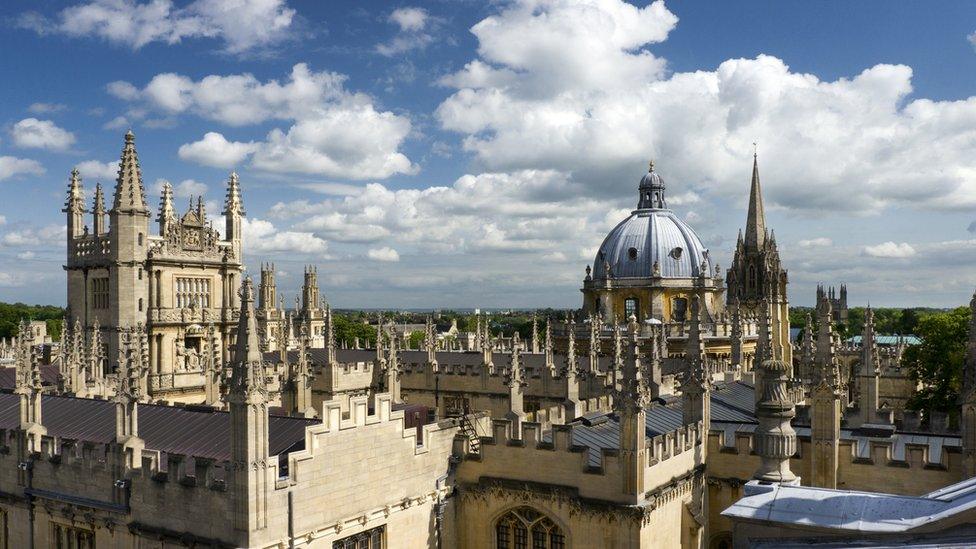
[
  {"left": 673, "top": 297, "right": 688, "bottom": 322},
  {"left": 175, "top": 277, "right": 211, "bottom": 308},
  {"left": 51, "top": 521, "right": 94, "bottom": 549},
  {"left": 91, "top": 278, "right": 109, "bottom": 310},
  {"left": 495, "top": 507, "right": 564, "bottom": 549},
  {"left": 333, "top": 525, "right": 383, "bottom": 549}
]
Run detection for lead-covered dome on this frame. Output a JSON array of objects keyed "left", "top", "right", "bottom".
[{"left": 592, "top": 162, "right": 711, "bottom": 280}]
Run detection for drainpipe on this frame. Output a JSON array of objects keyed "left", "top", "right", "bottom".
[
  {"left": 287, "top": 490, "right": 295, "bottom": 549},
  {"left": 20, "top": 458, "right": 34, "bottom": 549}
]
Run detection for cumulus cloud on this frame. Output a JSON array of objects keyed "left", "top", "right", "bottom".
[
  {"left": 103, "top": 115, "right": 130, "bottom": 130},
  {"left": 0, "top": 156, "right": 45, "bottom": 181},
  {"left": 113, "top": 64, "right": 415, "bottom": 179},
  {"left": 242, "top": 217, "right": 329, "bottom": 255},
  {"left": 798, "top": 237, "right": 832, "bottom": 248},
  {"left": 178, "top": 132, "right": 258, "bottom": 168},
  {"left": 367, "top": 247, "right": 400, "bottom": 262},
  {"left": 1, "top": 224, "right": 65, "bottom": 247},
  {"left": 27, "top": 102, "right": 66, "bottom": 114},
  {"left": 10, "top": 118, "right": 76, "bottom": 151},
  {"left": 270, "top": 170, "right": 620, "bottom": 260},
  {"left": 76, "top": 160, "right": 120, "bottom": 181},
  {"left": 436, "top": 0, "right": 976, "bottom": 215},
  {"left": 862, "top": 241, "right": 916, "bottom": 258},
  {"left": 969, "top": 31, "right": 976, "bottom": 50},
  {"left": 376, "top": 7, "right": 434, "bottom": 56},
  {"left": 153, "top": 178, "right": 208, "bottom": 199},
  {"left": 18, "top": 0, "right": 296, "bottom": 54}
]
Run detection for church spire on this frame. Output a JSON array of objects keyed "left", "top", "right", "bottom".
[
  {"left": 745, "top": 152, "right": 766, "bottom": 249},
  {"left": 111, "top": 130, "right": 148, "bottom": 213},
  {"left": 64, "top": 168, "right": 85, "bottom": 238}
]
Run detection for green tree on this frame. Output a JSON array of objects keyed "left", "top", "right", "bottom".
[
  {"left": 902, "top": 306, "right": 971, "bottom": 413},
  {"left": 333, "top": 314, "right": 376, "bottom": 347}
]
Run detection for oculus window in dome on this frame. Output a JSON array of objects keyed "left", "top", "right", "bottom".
[{"left": 593, "top": 161, "right": 711, "bottom": 281}]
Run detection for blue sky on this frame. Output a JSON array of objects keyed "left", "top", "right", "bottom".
[{"left": 1, "top": 0, "right": 976, "bottom": 309}]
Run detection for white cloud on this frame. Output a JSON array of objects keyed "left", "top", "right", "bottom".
[
  {"left": 116, "top": 64, "right": 415, "bottom": 179},
  {"left": 862, "top": 241, "right": 916, "bottom": 258},
  {"left": 390, "top": 7, "right": 427, "bottom": 32},
  {"left": 16, "top": 251, "right": 36, "bottom": 260},
  {"left": 969, "top": 31, "right": 976, "bottom": 50},
  {"left": 1, "top": 224, "right": 65, "bottom": 247},
  {"left": 0, "top": 272, "right": 26, "bottom": 288},
  {"left": 0, "top": 156, "right": 45, "bottom": 181},
  {"left": 178, "top": 132, "right": 258, "bottom": 168},
  {"left": 377, "top": 7, "right": 434, "bottom": 56},
  {"left": 153, "top": 178, "right": 209, "bottom": 199},
  {"left": 436, "top": 0, "right": 976, "bottom": 216},
  {"left": 10, "top": 118, "right": 76, "bottom": 151},
  {"left": 798, "top": 237, "right": 832, "bottom": 248},
  {"left": 27, "top": 102, "right": 66, "bottom": 114},
  {"left": 367, "top": 247, "right": 400, "bottom": 262},
  {"left": 0, "top": 216, "right": 6, "bottom": 225},
  {"left": 242, "top": 218, "right": 328, "bottom": 255},
  {"left": 106, "top": 80, "right": 140, "bottom": 101},
  {"left": 76, "top": 160, "right": 120, "bottom": 181},
  {"left": 18, "top": 0, "right": 296, "bottom": 54},
  {"left": 103, "top": 115, "right": 130, "bottom": 130}
]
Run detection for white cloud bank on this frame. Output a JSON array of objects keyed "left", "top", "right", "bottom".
[
  {"left": 10, "top": 118, "right": 75, "bottom": 151},
  {"left": 862, "top": 241, "right": 917, "bottom": 258},
  {"left": 0, "top": 157, "right": 45, "bottom": 181},
  {"left": 18, "top": 0, "right": 296, "bottom": 54},
  {"left": 112, "top": 64, "right": 415, "bottom": 179}
]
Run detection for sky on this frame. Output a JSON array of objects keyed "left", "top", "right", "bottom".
[{"left": 1, "top": 0, "right": 976, "bottom": 309}]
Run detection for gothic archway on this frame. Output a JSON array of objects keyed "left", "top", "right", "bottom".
[{"left": 495, "top": 507, "right": 565, "bottom": 549}]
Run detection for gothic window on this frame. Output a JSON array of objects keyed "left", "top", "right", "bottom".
[
  {"left": 333, "top": 525, "right": 383, "bottom": 549},
  {"left": 176, "top": 277, "right": 211, "bottom": 309},
  {"left": 673, "top": 297, "right": 688, "bottom": 322},
  {"left": 495, "top": 507, "right": 564, "bottom": 549},
  {"left": 92, "top": 278, "right": 109, "bottom": 310},
  {"left": 51, "top": 522, "right": 94, "bottom": 549},
  {"left": 624, "top": 297, "right": 639, "bottom": 320},
  {"left": 748, "top": 264, "right": 757, "bottom": 291}
]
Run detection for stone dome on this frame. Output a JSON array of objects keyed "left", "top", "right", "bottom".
[{"left": 592, "top": 163, "right": 711, "bottom": 281}]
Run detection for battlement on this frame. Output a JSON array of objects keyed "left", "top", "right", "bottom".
[
  {"left": 457, "top": 417, "right": 706, "bottom": 504},
  {"left": 281, "top": 392, "right": 458, "bottom": 486},
  {"left": 0, "top": 429, "right": 233, "bottom": 491},
  {"left": 69, "top": 234, "right": 111, "bottom": 262}
]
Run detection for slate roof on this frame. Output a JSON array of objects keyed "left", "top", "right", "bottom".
[{"left": 0, "top": 391, "right": 317, "bottom": 461}]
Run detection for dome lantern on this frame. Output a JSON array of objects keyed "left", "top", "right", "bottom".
[{"left": 637, "top": 159, "right": 666, "bottom": 210}]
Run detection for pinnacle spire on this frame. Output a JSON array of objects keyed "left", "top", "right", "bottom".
[
  {"left": 64, "top": 168, "right": 84, "bottom": 212},
  {"left": 231, "top": 277, "right": 265, "bottom": 391},
  {"left": 157, "top": 181, "right": 175, "bottom": 227},
  {"left": 111, "top": 130, "right": 148, "bottom": 213},
  {"left": 745, "top": 152, "right": 766, "bottom": 249},
  {"left": 223, "top": 171, "right": 244, "bottom": 216}
]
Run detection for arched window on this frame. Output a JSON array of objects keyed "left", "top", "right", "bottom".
[
  {"left": 495, "top": 507, "right": 564, "bottom": 549},
  {"left": 624, "top": 297, "right": 639, "bottom": 320},
  {"left": 748, "top": 264, "right": 757, "bottom": 291},
  {"left": 673, "top": 297, "right": 688, "bottom": 322}
]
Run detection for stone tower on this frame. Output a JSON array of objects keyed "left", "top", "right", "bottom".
[
  {"left": 727, "top": 154, "right": 792, "bottom": 366},
  {"left": 108, "top": 130, "right": 151, "bottom": 365},
  {"left": 614, "top": 315, "right": 651, "bottom": 497},
  {"left": 228, "top": 278, "right": 270, "bottom": 536},
  {"left": 857, "top": 306, "right": 882, "bottom": 425}
]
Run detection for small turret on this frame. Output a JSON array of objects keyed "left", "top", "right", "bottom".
[{"left": 636, "top": 160, "right": 666, "bottom": 210}]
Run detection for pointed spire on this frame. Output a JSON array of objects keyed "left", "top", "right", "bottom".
[
  {"left": 861, "top": 306, "right": 879, "bottom": 376},
  {"left": 229, "top": 277, "right": 266, "bottom": 399},
  {"left": 565, "top": 312, "right": 578, "bottom": 377},
  {"left": 223, "top": 171, "right": 244, "bottom": 216},
  {"left": 64, "top": 168, "right": 84, "bottom": 212},
  {"left": 92, "top": 182, "right": 107, "bottom": 234},
  {"left": 744, "top": 151, "right": 767, "bottom": 249},
  {"left": 111, "top": 130, "right": 148, "bottom": 213},
  {"left": 544, "top": 317, "right": 554, "bottom": 373},
  {"left": 157, "top": 181, "right": 175, "bottom": 233}
]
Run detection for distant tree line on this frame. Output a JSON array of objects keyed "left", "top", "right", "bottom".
[{"left": 0, "top": 302, "right": 65, "bottom": 340}]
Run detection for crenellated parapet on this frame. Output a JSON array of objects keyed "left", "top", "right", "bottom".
[{"left": 455, "top": 417, "right": 706, "bottom": 504}]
